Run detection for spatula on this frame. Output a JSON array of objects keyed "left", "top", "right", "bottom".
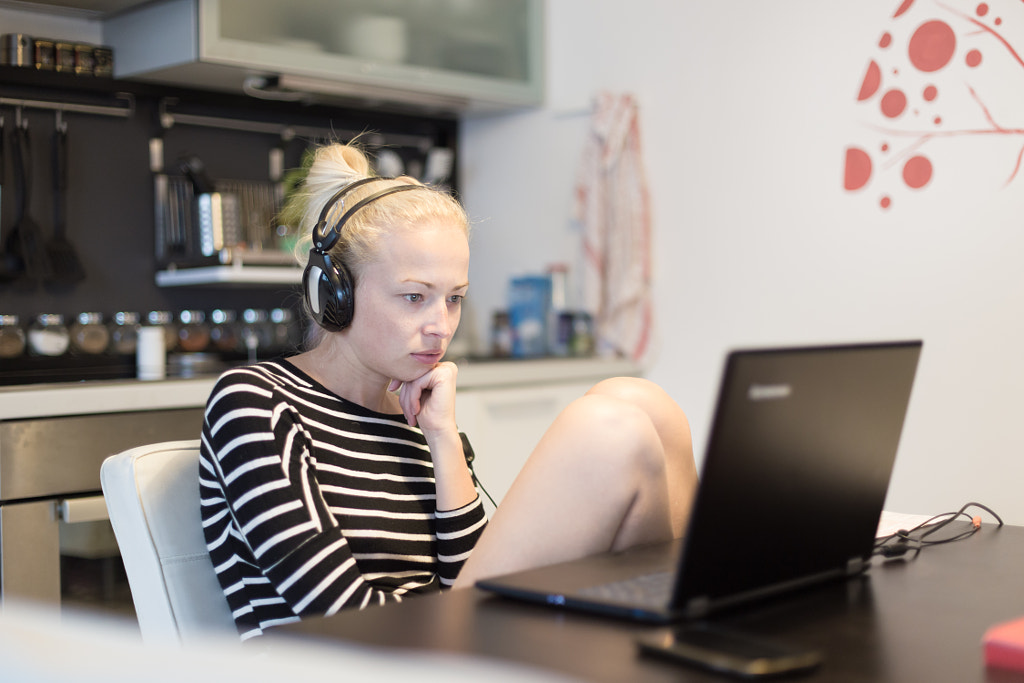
[
  {"left": 12, "top": 119, "right": 54, "bottom": 283},
  {"left": 45, "top": 115, "right": 85, "bottom": 285},
  {"left": 0, "top": 115, "right": 26, "bottom": 283}
]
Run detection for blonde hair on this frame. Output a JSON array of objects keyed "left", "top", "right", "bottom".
[{"left": 288, "top": 142, "right": 469, "bottom": 273}]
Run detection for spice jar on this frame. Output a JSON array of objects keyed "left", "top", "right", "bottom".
[
  {"left": 109, "top": 311, "right": 140, "bottom": 355},
  {"left": 209, "top": 309, "right": 239, "bottom": 353},
  {"left": 70, "top": 312, "right": 110, "bottom": 355},
  {"left": 177, "top": 310, "right": 210, "bottom": 352},
  {"left": 147, "top": 310, "right": 178, "bottom": 352},
  {"left": 28, "top": 313, "right": 70, "bottom": 357},
  {"left": 0, "top": 315, "right": 26, "bottom": 358},
  {"left": 242, "top": 308, "right": 272, "bottom": 348},
  {"left": 269, "top": 307, "right": 295, "bottom": 353}
]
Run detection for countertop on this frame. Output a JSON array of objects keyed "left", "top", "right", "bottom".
[{"left": 0, "top": 356, "right": 641, "bottom": 421}]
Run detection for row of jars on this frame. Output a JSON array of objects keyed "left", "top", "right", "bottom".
[{"left": 0, "top": 308, "right": 298, "bottom": 359}]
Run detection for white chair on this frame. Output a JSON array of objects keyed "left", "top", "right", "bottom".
[{"left": 100, "top": 439, "right": 236, "bottom": 644}]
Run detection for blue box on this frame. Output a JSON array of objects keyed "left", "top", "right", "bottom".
[{"left": 508, "top": 275, "right": 552, "bottom": 358}]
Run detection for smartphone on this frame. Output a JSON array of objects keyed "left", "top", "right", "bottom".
[{"left": 636, "top": 623, "right": 823, "bottom": 678}]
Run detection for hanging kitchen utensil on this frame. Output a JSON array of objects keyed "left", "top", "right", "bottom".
[
  {"left": 10, "top": 117, "right": 54, "bottom": 282},
  {"left": 0, "top": 114, "right": 25, "bottom": 283},
  {"left": 45, "top": 112, "right": 85, "bottom": 285}
]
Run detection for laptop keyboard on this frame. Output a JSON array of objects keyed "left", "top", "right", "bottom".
[{"left": 577, "top": 570, "right": 674, "bottom": 607}]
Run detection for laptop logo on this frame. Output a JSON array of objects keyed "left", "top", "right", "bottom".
[{"left": 748, "top": 383, "right": 792, "bottom": 401}]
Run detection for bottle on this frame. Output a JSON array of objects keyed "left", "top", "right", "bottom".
[
  {"left": 546, "top": 264, "right": 571, "bottom": 357},
  {"left": 70, "top": 312, "right": 111, "bottom": 355},
  {"left": 177, "top": 310, "right": 210, "bottom": 353},
  {"left": 28, "top": 313, "right": 70, "bottom": 357},
  {"left": 570, "top": 312, "right": 595, "bottom": 357},
  {"left": 109, "top": 311, "right": 141, "bottom": 355},
  {"left": 0, "top": 315, "right": 26, "bottom": 359},
  {"left": 240, "top": 308, "right": 272, "bottom": 360},
  {"left": 136, "top": 325, "right": 166, "bottom": 381},
  {"left": 490, "top": 311, "right": 512, "bottom": 358}
]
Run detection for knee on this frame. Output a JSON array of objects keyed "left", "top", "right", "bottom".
[
  {"left": 559, "top": 393, "right": 665, "bottom": 477},
  {"left": 586, "top": 376, "right": 661, "bottom": 403},
  {"left": 587, "top": 377, "right": 692, "bottom": 440}
]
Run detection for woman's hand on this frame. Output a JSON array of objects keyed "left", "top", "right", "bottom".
[
  {"left": 388, "top": 361, "right": 459, "bottom": 436},
  {"left": 389, "top": 362, "right": 476, "bottom": 510}
]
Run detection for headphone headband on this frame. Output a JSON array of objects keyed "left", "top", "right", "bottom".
[
  {"left": 304, "top": 177, "right": 426, "bottom": 333},
  {"left": 312, "top": 178, "right": 421, "bottom": 253}
]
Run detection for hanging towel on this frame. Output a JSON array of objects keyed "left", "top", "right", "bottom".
[{"left": 575, "top": 92, "right": 653, "bottom": 363}]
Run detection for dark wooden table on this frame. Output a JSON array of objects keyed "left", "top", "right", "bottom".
[{"left": 274, "top": 523, "right": 1024, "bottom": 682}]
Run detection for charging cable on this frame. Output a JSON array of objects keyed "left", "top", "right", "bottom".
[{"left": 874, "top": 501, "right": 1004, "bottom": 560}]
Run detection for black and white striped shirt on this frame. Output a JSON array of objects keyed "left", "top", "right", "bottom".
[{"left": 199, "top": 359, "right": 487, "bottom": 640}]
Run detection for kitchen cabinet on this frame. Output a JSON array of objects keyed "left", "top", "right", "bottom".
[
  {"left": 103, "top": 0, "right": 544, "bottom": 113},
  {"left": 454, "top": 358, "right": 640, "bottom": 513}
]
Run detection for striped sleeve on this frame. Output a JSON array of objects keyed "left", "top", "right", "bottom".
[{"left": 435, "top": 496, "right": 488, "bottom": 586}]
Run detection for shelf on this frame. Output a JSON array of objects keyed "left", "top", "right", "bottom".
[{"left": 156, "top": 265, "right": 302, "bottom": 287}]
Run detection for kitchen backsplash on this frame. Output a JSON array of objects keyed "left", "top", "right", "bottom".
[{"left": 0, "top": 66, "right": 459, "bottom": 385}]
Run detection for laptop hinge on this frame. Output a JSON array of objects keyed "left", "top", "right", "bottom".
[
  {"left": 846, "top": 556, "right": 868, "bottom": 575},
  {"left": 684, "top": 596, "right": 712, "bottom": 619}
]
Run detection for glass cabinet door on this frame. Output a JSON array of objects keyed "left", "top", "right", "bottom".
[{"left": 204, "top": 0, "right": 542, "bottom": 107}]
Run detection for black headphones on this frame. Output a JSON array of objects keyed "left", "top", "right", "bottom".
[{"left": 303, "top": 178, "right": 421, "bottom": 331}]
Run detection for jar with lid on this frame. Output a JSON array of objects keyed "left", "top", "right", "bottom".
[
  {"left": 147, "top": 310, "right": 178, "bottom": 352},
  {"left": 108, "top": 311, "right": 140, "bottom": 355},
  {"left": 0, "top": 314, "right": 26, "bottom": 359},
  {"left": 209, "top": 309, "right": 239, "bottom": 353},
  {"left": 240, "top": 308, "right": 272, "bottom": 359},
  {"left": 570, "top": 312, "right": 595, "bottom": 357},
  {"left": 70, "top": 312, "right": 110, "bottom": 355},
  {"left": 269, "top": 308, "right": 296, "bottom": 353},
  {"left": 28, "top": 313, "right": 70, "bottom": 357},
  {"left": 177, "top": 310, "right": 210, "bottom": 353}
]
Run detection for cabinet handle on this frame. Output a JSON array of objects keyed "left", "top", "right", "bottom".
[{"left": 58, "top": 495, "right": 109, "bottom": 523}]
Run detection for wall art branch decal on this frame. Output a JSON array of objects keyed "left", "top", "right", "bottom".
[{"left": 845, "top": 1, "right": 1024, "bottom": 209}]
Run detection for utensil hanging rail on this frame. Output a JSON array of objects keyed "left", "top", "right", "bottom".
[
  {"left": 0, "top": 93, "right": 135, "bottom": 118},
  {"left": 158, "top": 98, "right": 434, "bottom": 150}
]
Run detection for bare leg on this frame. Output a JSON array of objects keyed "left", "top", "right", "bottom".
[{"left": 454, "top": 377, "right": 697, "bottom": 588}]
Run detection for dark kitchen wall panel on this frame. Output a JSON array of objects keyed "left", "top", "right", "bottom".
[{"left": 0, "top": 67, "right": 459, "bottom": 383}]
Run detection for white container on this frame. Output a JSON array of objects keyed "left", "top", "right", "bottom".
[{"left": 136, "top": 325, "right": 166, "bottom": 381}]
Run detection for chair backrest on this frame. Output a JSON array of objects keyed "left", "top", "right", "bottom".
[{"left": 101, "top": 440, "right": 237, "bottom": 644}]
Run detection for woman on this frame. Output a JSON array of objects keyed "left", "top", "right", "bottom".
[{"left": 199, "top": 142, "right": 698, "bottom": 641}]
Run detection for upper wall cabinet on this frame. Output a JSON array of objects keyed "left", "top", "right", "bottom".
[{"left": 103, "top": 0, "right": 544, "bottom": 113}]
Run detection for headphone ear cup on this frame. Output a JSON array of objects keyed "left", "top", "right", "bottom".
[{"left": 303, "top": 249, "right": 355, "bottom": 332}]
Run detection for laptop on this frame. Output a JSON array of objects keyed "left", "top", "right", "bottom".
[{"left": 476, "top": 341, "right": 923, "bottom": 622}]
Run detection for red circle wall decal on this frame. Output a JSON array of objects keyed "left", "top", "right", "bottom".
[
  {"left": 845, "top": 147, "right": 873, "bottom": 190},
  {"left": 908, "top": 20, "right": 956, "bottom": 72},
  {"left": 903, "top": 156, "right": 933, "bottom": 188},
  {"left": 881, "top": 89, "right": 908, "bottom": 118},
  {"left": 859, "top": 60, "right": 882, "bottom": 100}
]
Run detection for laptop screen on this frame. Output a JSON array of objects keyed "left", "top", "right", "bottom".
[{"left": 672, "top": 341, "right": 922, "bottom": 615}]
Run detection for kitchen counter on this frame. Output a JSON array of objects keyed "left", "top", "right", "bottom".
[{"left": 0, "top": 356, "right": 641, "bottom": 421}]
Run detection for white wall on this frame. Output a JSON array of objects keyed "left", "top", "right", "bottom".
[{"left": 460, "top": 0, "right": 1024, "bottom": 523}]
